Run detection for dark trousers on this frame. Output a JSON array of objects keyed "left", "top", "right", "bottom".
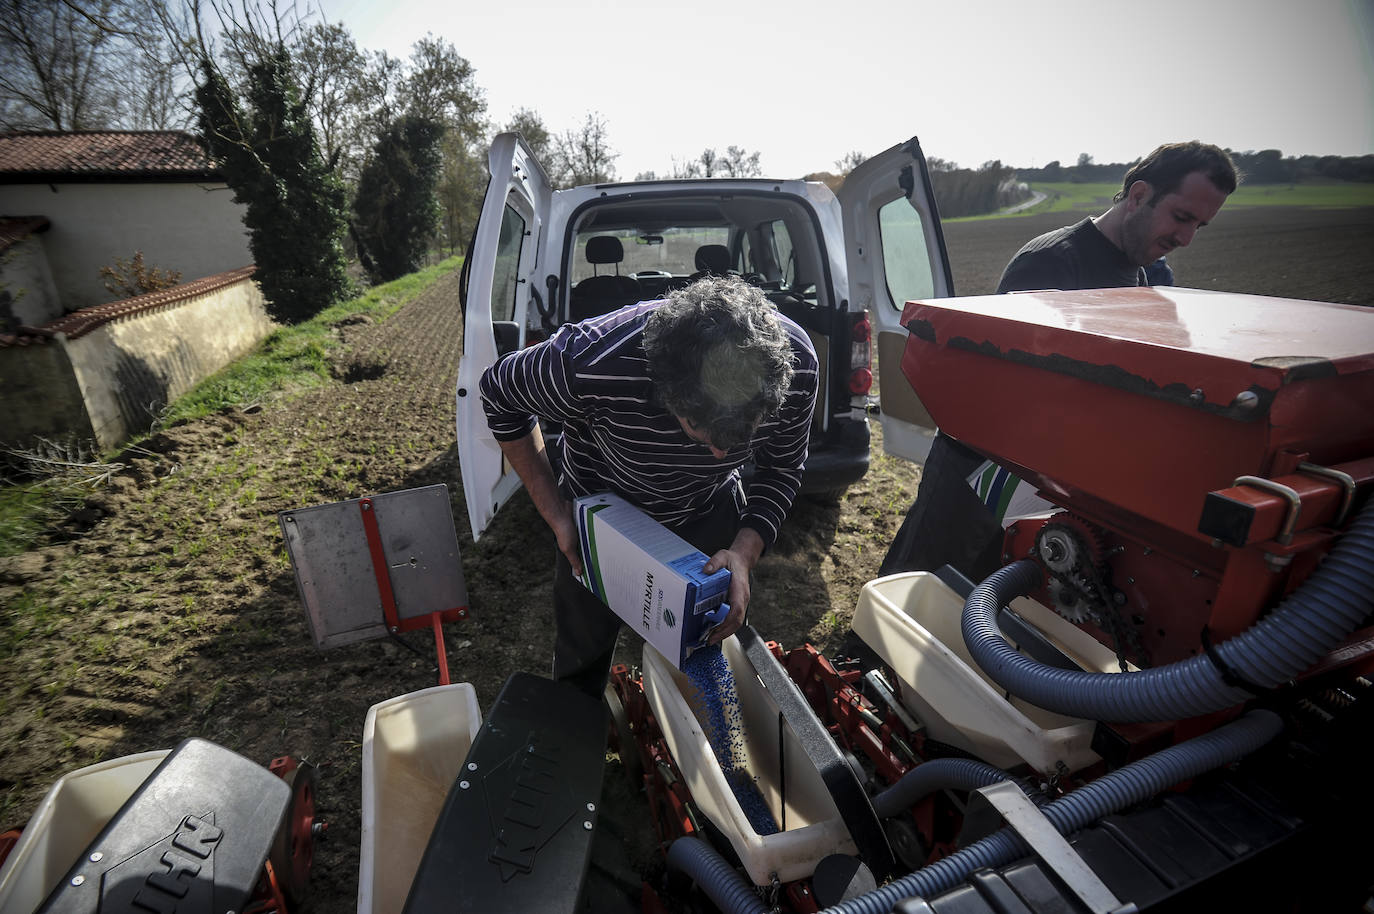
[
  {"left": 878, "top": 432, "right": 1007, "bottom": 584},
  {"left": 553, "top": 482, "right": 744, "bottom": 700}
]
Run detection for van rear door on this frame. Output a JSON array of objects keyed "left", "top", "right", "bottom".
[
  {"left": 455, "top": 132, "right": 552, "bottom": 540},
  {"left": 837, "top": 137, "right": 954, "bottom": 465}
]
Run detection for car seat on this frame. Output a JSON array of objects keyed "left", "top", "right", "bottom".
[
  {"left": 569, "top": 236, "right": 642, "bottom": 321},
  {"left": 687, "top": 243, "right": 737, "bottom": 283}
]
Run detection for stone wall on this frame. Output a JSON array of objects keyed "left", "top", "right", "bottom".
[{"left": 0, "top": 266, "right": 273, "bottom": 453}]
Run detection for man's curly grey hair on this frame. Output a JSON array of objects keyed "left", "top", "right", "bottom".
[{"left": 642, "top": 276, "right": 795, "bottom": 450}]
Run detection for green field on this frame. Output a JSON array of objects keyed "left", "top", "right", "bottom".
[{"left": 1005, "top": 179, "right": 1374, "bottom": 219}]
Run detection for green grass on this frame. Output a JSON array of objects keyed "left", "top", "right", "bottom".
[
  {"left": 0, "top": 256, "right": 463, "bottom": 558},
  {"left": 1223, "top": 182, "right": 1374, "bottom": 207},
  {"left": 161, "top": 255, "right": 462, "bottom": 426},
  {"left": 951, "top": 179, "right": 1374, "bottom": 222},
  {"left": 961, "top": 178, "right": 1374, "bottom": 222}
]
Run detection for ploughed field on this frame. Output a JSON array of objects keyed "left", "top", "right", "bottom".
[{"left": 0, "top": 204, "right": 1369, "bottom": 912}]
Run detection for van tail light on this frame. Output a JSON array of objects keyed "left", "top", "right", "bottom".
[{"left": 847, "top": 310, "right": 872, "bottom": 396}]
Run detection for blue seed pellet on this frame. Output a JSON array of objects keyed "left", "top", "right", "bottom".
[{"left": 682, "top": 645, "right": 781, "bottom": 836}]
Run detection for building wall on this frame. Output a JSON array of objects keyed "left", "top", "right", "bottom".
[
  {"left": 0, "top": 235, "right": 62, "bottom": 328},
  {"left": 0, "top": 181, "right": 251, "bottom": 309},
  {"left": 0, "top": 271, "right": 274, "bottom": 452}
]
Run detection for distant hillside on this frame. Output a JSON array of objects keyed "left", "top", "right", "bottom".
[{"left": 1016, "top": 150, "right": 1374, "bottom": 185}]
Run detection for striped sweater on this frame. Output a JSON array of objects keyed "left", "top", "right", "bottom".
[{"left": 478, "top": 300, "right": 818, "bottom": 545}]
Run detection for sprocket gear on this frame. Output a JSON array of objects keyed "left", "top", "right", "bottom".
[
  {"left": 1033, "top": 515, "right": 1148, "bottom": 669},
  {"left": 1035, "top": 519, "right": 1107, "bottom": 623},
  {"left": 1046, "top": 577, "right": 1091, "bottom": 623}
]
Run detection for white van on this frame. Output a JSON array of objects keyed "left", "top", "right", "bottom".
[{"left": 455, "top": 132, "right": 953, "bottom": 540}]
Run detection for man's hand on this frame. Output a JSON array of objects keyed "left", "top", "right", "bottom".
[{"left": 702, "top": 527, "right": 765, "bottom": 644}]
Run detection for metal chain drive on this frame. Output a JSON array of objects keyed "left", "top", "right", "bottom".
[{"left": 1033, "top": 518, "right": 1149, "bottom": 670}]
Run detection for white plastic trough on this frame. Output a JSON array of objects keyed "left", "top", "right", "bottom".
[
  {"left": 642, "top": 636, "right": 857, "bottom": 886},
  {"left": 851, "top": 571, "right": 1131, "bottom": 774},
  {"left": 0, "top": 749, "right": 171, "bottom": 914},
  {"left": 357, "top": 682, "right": 482, "bottom": 914}
]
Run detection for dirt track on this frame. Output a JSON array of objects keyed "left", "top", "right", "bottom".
[{"left": 0, "top": 204, "right": 1370, "bottom": 911}]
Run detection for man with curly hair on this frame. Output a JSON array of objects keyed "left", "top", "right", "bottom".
[{"left": 479, "top": 276, "right": 818, "bottom": 698}]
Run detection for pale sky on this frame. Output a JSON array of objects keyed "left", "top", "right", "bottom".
[{"left": 315, "top": 0, "right": 1374, "bottom": 180}]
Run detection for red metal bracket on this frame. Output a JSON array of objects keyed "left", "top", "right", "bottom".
[{"left": 359, "top": 497, "right": 467, "bottom": 685}]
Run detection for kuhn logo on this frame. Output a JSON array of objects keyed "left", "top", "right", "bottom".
[
  {"left": 100, "top": 812, "right": 222, "bottom": 911},
  {"left": 662, "top": 607, "right": 676, "bottom": 628}
]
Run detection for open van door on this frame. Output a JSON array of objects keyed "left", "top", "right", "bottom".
[
  {"left": 455, "top": 133, "right": 552, "bottom": 540},
  {"left": 837, "top": 137, "right": 954, "bottom": 465}
]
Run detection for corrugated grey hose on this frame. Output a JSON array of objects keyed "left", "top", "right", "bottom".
[
  {"left": 961, "top": 499, "right": 1374, "bottom": 721},
  {"left": 870, "top": 757, "right": 1011, "bottom": 819},
  {"left": 665, "top": 709, "right": 1284, "bottom": 914}
]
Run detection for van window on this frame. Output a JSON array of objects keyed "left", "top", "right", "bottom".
[
  {"left": 770, "top": 220, "right": 796, "bottom": 287},
  {"left": 877, "top": 198, "right": 935, "bottom": 308},
  {"left": 494, "top": 201, "right": 526, "bottom": 322},
  {"left": 571, "top": 226, "right": 732, "bottom": 282}
]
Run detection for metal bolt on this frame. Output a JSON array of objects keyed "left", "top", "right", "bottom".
[
  {"left": 459, "top": 780, "right": 470, "bottom": 790},
  {"left": 1233, "top": 391, "right": 1259, "bottom": 410},
  {"left": 586, "top": 802, "right": 596, "bottom": 812},
  {"left": 89, "top": 852, "right": 103, "bottom": 863},
  {"left": 467, "top": 762, "right": 478, "bottom": 771},
  {"left": 361, "top": 502, "right": 370, "bottom": 511},
  {"left": 583, "top": 821, "right": 593, "bottom": 831},
  {"left": 1211, "top": 537, "right": 1224, "bottom": 548},
  {"left": 389, "top": 626, "right": 398, "bottom": 634},
  {"left": 284, "top": 515, "right": 295, "bottom": 523},
  {"left": 1113, "top": 591, "right": 1127, "bottom": 606},
  {"left": 71, "top": 876, "right": 86, "bottom": 887},
  {"left": 1142, "top": 546, "right": 1152, "bottom": 556},
  {"left": 1126, "top": 577, "right": 1135, "bottom": 585},
  {"left": 1188, "top": 388, "right": 1205, "bottom": 404},
  {"left": 1191, "top": 569, "right": 1200, "bottom": 578}
]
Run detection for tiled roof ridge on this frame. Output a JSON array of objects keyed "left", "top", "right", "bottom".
[
  {"left": 0, "top": 130, "right": 218, "bottom": 178},
  {"left": 0, "top": 265, "right": 258, "bottom": 348},
  {"left": 1, "top": 129, "right": 200, "bottom": 137}
]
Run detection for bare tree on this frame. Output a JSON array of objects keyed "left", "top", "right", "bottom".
[
  {"left": 506, "top": 106, "right": 552, "bottom": 163},
  {"left": 550, "top": 111, "right": 617, "bottom": 187},
  {"left": 0, "top": 0, "right": 126, "bottom": 129},
  {"left": 719, "top": 145, "right": 762, "bottom": 178},
  {"left": 835, "top": 150, "right": 867, "bottom": 176},
  {"left": 294, "top": 21, "right": 375, "bottom": 177},
  {"left": 397, "top": 34, "right": 484, "bottom": 131},
  {"left": 668, "top": 145, "right": 763, "bottom": 179}
]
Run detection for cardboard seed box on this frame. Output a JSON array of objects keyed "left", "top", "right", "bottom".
[{"left": 575, "top": 492, "right": 731, "bottom": 669}]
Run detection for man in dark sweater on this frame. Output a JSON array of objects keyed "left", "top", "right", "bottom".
[
  {"left": 881, "top": 142, "right": 1238, "bottom": 584},
  {"left": 997, "top": 141, "right": 1237, "bottom": 293}
]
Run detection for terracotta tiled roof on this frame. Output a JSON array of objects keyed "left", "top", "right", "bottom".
[
  {"left": 0, "top": 265, "right": 257, "bottom": 348},
  {"left": 0, "top": 131, "right": 219, "bottom": 182},
  {"left": 0, "top": 216, "right": 50, "bottom": 252}
]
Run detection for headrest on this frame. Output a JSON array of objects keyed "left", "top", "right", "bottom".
[
  {"left": 694, "top": 244, "right": 732, "bottom": 274},
  {"left": 586, "top": 235, "right": 624, "bottom": 265}
]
